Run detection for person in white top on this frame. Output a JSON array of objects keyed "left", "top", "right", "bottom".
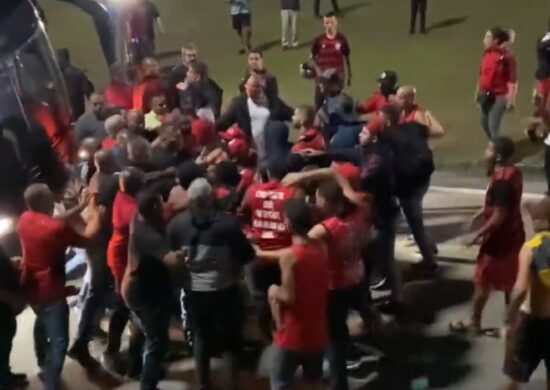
[{"left": 245, "top": 75, "right": 270, "bottom": 163}]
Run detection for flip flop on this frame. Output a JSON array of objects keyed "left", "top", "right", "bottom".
[{"left": 449, "top": 321, "right": 481, "bottom": 335}]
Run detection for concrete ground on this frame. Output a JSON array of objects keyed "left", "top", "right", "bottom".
[{"left": 8, "top": 186, "right": 549, "bottom": 389}]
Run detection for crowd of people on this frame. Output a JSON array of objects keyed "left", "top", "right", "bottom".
[{"left": 2, "top": 1, "right": 550, "bottom": 390}]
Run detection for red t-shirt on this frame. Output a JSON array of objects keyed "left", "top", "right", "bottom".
[
  {"left": 358, "top": 91, "right": 388, "bottom": 115},
  {"left": 19, "top": 211, "right": 83, "bottom": 304},
  {"left": 311, "top": 32, "right": 350, "bottom": 78},
  {"left": 274, "top": 242, "right": 329, "bottom": 352},
  {"left": 132, "top": 76, "right": 165, "bottom": 114},
  {"left": 479, "top": 46, "right": 517, "bottom": 96},
  {"left": 237, "top": 168, "right": 256, "bottom": 193},
  {"left": 108, "top": 192, "right": 138, "bottom": 290},
  {"left": 291, "top": 128, "right": 326, "bottom": 153},
  {"left": 321, "top": 209, "right": 368, "bottom": 290},
  {"left": 105, "top": 82, "right": 133, "bottom": 110},
  {"left": 102, "top": 137, "right": 117, "bottom": 151},
  {"left": 248, "top": 180, "right": 295, "bottom": 251}
]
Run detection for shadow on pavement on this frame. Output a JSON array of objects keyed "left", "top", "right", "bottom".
[
  {"left": 255, "top": 39, "right": 281, "bottom": 53},
  {"left": 427, "top": 16, "right": 469, "bottom": 32},
  {"left": 513, "top": 138, "right": 543, "bottom": 164}
]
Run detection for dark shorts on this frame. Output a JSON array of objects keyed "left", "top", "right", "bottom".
[
  {"left": 504, "top": 314, "right": 550, "bottom": 383},
  {"left": 231, "top": 12, "right": 251, "bottom": 32}
]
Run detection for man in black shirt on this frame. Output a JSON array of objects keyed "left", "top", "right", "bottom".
[
  {"left": 167, "top": 178, "right": 254, "bottom": 390},
  {"left": 0, "top": 246, "right": 27, "bottom": 389},
  {"left": 57, "top": 49, "right": 95, "bottom": 120},
  {"left": 123, "top": 188, "right": 183, "bottom": 390}
]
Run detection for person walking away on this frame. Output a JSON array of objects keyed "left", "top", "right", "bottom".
[
  {"left": 105, "top": 63, "right": 133, "bottom": 110},
  {"left": 167, "top": 178, "right": 255, "bottom": 390},
  {"left": 57, "top": 48, "right": 95, "bottom": 120},
  {"left": 122, "top": 187, "right": 183, "bottom": 390},
  {"left": 18, "top": 184, "right": 103, "bottom": 390},
  {"left": 450, "top": 137, "right": 525, "bottom": 335},
  {"left": 256, "top": 198, "right": 329, "bottom": 390},
  {"left": 311, "top": 13, "right": 351, "bottom": 109},
  {"left": 229, "top": 0, "right": 252, "bottom": 54},
  {"left": 357, "top": 70, "right": 399, "bottom": 116},
  {"left": 281, "top": 0, "right": 300, "bottom": 49},
  {"left": 126, "top": 0, "right": 164, "bottom": 63},
  {"left": 314, "top": 0, "right": 340, "bottom": 18},
  {"left": 503, "top": 197, "right": 550, "bottom": 390},
  {"left": 0, "top": 246, "right": 28, "bottom": 389},
  {"left": 476, "top": 27, "right": 518, "bottom": 142},
  {"left": 378, "top": 104, "right": 439, "bottom": 278},
  {"left": 409, "top": 0, "right": 428, "bottom": 35}
]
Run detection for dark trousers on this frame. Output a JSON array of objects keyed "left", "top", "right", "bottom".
[
  {"left": 399, "top": 181, "right": 436, "bottom": 268},
  {"left": 0, "top": 304, "right": 16, "bottom": 380},
  {"left": 314, "top": 85, "right": 324, "bottom": 111},
  {"left": 410, "top": 0, "right": 427, "bottom": 32},
  {"left": 186, "top": 286, "right": 243, "bottom": 390},
  {"left": 128, "top": 302, "right": 170, "bottom": 390},
  {"left": 314, "top": 0, "right": 340, "bottom": 16},
  {"left": 327, "top": 286, "right": 367, "bottom": 390},
  {"left": 246, "top": 262, "right": 281, "bottom": 339},
  {"left": 33, "top": 301, "right": 69, "bottom": 390},
  {"left": 545, "top": 144, "right": 550, "bottom": 194},
  {"left": 106, "top": 294, "right": 130, "bottom": 355},
  {"left": 73, "top": 253, "right": 112, "bottom": 349}
]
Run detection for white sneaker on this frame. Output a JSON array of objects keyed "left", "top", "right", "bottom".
[{"left": 291, "top": 41, "right": 299, "bottom": 48}]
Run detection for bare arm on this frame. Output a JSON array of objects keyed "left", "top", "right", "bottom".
[
  {"left": 272, "top": 252, "right": 296, "bottom": 304},
  {"left": 505, "top": 244, "right": 532, "bottom": 326},
  {"left": 155, "top": 17, "right": 165, "bottom": 34},
  {"left": 255, "top": 247, "right": 292, "bottom": 262}
]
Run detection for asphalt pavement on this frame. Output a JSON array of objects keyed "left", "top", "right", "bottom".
[{"left": 8, "top": 186, "right": 549, "bottom": 389}]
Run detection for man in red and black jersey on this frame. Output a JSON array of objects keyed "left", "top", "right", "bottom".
[{"left": 311, "top": 12, "right": 351, "bottom": 109}]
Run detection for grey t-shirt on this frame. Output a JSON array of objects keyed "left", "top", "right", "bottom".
[{"left": 75, "top": 111, "right": 106, "bottom": 144}]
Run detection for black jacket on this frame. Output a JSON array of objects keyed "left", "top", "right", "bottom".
[
  {"left": 239, "top": 69, "right": 280, "bottom": 112},
  {"left": 179, "top": 78, "right": 223, "bottom": 118},
  {"left": 217, "top": 95, "right": 293, "bottom": 137},
  {"left": 61, "top": 64, "right": 94, "bottom": 119}
]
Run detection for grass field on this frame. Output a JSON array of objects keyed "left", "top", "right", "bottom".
[{"left": 42, "top": 0, "right": 549, "bottom": 166}]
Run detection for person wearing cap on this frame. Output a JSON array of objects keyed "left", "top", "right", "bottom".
[
  {"left": 450, "top": 137, "right": 524, "bottom": 335},
  {"left": 395, "top": 86, "right": 444, "bottom": 137},
  {"left": 503, "top": 197, "right": 550, "bottom": 390},
  {"left": 358, "top": 71, "right": 399, "bottom": 115},
  {"left": 311, "top": 12, "right": 351, "bottom": 109},
  {"left": 167, "top": 178, "right": 255, "bottom": 390}
]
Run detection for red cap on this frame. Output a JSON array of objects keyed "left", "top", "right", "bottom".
[
  {"left": 191, "top": 119, "right": 216, "bottom": 147},
  {"left": 221, "top": 124, "right": 246, "bottom": 141},
  {"left": 332, "top": 162, "right": 360, "bottom": 189},
  {"left": 227, "top": 138, "right": 249, "bottom": 161}
]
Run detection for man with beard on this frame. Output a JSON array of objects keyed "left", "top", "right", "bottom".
[
  {"left": 450, "top": 137, "right": 524, "bottom": 335},
  {"left": 170, "top": 44, "right": 199, "bottom": 87}
]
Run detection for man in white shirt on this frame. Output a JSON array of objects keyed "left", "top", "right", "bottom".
[{"left": 245, "top": 75, "right": 270, "bottom": 164}]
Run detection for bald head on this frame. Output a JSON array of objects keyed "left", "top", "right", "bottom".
[
  {"left": 24, "top": 183, "right": 54, "bottom": 215},
  {"left": 105, "top": 114, "right": 126, "bottom": 137},
  {"left": 78, "top": 137, "right": 101, "bottom": 162},
  {"left": 245, "top": 74, "right": 263, "bottom": 100},
  {"left": 94, "top": 149, "right": 117, "bottom": 174},
  {"left": 142, "top": 57, "right": 159, "bottom": 77}
]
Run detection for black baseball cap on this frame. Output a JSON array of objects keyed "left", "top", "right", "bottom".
[{"left": 377, "top": 70, "right": 398, "bottom": 86}]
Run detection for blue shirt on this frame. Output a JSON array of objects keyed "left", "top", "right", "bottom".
[{"left": 230, "top": 0, "right": 251, "bottom": 15}]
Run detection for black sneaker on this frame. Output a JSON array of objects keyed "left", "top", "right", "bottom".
[
  {"left": 67, "top": 344, "right": 98, "bottom": 368},
  {"left": 0, "top": 372, "right": 29, "bottom": 389}
]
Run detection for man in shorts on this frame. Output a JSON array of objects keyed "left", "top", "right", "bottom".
[
  {"left": 503, "top": 196, "right": 550, "bottom": 390},
  {"left": 229, "top": 0, "right": 252, "bottom": 54}
]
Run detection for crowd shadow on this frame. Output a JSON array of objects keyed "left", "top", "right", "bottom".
[
  {"left": 255, "top": 39, "right": 281, "bottom": 53},
  {"left": 427, "top": 16, "right": 469, "bottom": 32}
]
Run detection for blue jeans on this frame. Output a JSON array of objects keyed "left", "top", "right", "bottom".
[
  {"left": 33, "top": 300, "right": 69, "bottom": 390},
  {"left": 373, "top": 215, "right": 401, "bottom": 300},
  {"left": 480, "top": 95, "right": 508, "bottom": 141},
  {"left": 129, "top": 303, "right": 170, "bottom": 390},
  {"left": 270, "top": 346, "right": 324, "bottom": 390}
]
